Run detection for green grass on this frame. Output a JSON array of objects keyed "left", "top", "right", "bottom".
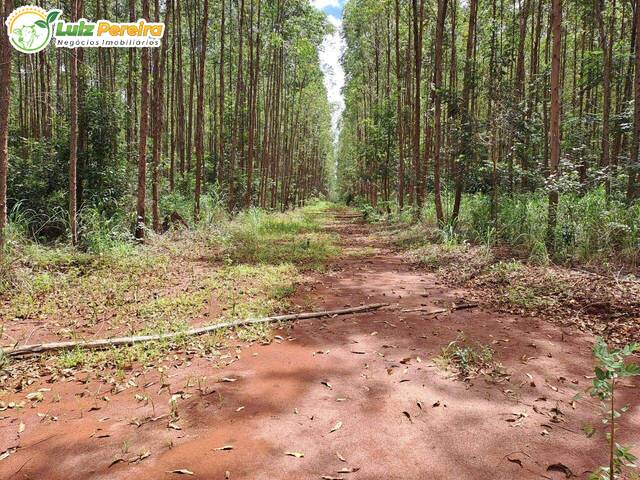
[
  {"left": 434, "top": 333, "right": 504, "bottom": 380},
  {"left": 224, "top": 208, "right": 339, "bottom": 268},
  {"left": 454, "top": 189, "right": 638, "bottom": 266},
  {"left": 2, "top": 201, "right": 340, "bottom": 371},
  {"left": 381, "top": 189, "right": 639, "bottom": 267}
]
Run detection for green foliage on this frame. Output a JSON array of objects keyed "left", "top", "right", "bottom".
[
  {"left": 463, "top": 190, "right": 639, "bottom": 264},
  {"left": 2, "top": 206, "right": 339, "bottom": 370},
  {"left": 224, "top": 208, "right": 339, "bottom": 268},
  {"left": 8, "top": 87, "right": 128, "bottom": 242},
  {"left": 78, "top": 204, "right": 134, "bottom": 254},
  {"left": 434, "top": 333, "right": 504, "bottom": 380},
  {"left": 78, "top": 88, "right": 129, "bottom": 211},
  {"left": 591, "top": 338, "right": 640, "bottom": 400},
  {"left": 588, "top": 337, "right": 640, "bottom": 480},
  {"left": 374, "top": 189, "right": 639, "bottom": 266},
  {"left": 337, "top": 0, "right": 640, "bottom": 269}
]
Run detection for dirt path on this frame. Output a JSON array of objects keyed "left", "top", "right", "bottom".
[{"left": 1, "top": 214, "right": 638, "bottom": 479}]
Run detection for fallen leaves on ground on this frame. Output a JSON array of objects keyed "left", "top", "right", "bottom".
[
  {"left": 546, "top": 463, "right": 574, "bottom": 478},
  {"left": 285, "top": 451, "right": 304, "bottom": 458},
  {"left": 168, "top": 469, "right": 195, "bottom": 475}
]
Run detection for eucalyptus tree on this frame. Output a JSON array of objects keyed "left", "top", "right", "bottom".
[
  {"left": 338, "top": 0, "right": 639, "bottom": 231},
  {"left": 1, "top": 0, "right": 334, "bottom": 244}
]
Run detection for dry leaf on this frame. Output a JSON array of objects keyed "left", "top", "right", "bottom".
[
  {"left": 337, "top": 467, "right": 360, "bottom": 473},
  {"left": 330, "top": 421, "right": 342, "bottom": 433},
  {"left": 128, "top": 451, "right": 151, "bottom": 463},
  {"left": 506, "top": 456, "right": 523, "bottom": 467},
  {"left": 285, "top": 451, "right": 304, "bottom": 458},
  {"left": 18, "top": 422, "right": 25, "bottom": 434},
  {"left": 169, "top": 469, "right": 195, "bottom": 475},
  {"left": 546, "top": 463, "right": 573, "bottom": 478},
  {"left": 214, "top": 445, "right": 234, "bottom": 451},
  {"left": 336, "top": 452, "right": 346, "bottom": 462},
  {"left": 26, "top": 392, "right": 44, "bottom": 402},
  {"left": 0, "top": 447, "right": 17, "bottom": 461}
]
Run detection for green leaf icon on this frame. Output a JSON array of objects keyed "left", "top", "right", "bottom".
[
  {"left": 46, "top": 11, "right": 61, "bottom": 24},
  {"left": 35, "top": 20, "right": 47, "bottom": 29}
]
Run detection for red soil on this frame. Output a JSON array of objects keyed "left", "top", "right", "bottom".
[{"left": 1, "top": 217, "right": 638, "bottom": 479}]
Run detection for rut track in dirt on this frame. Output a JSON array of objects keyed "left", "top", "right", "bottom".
[{"left": 0, "top": 212, "right": 638, "bottom": 480}]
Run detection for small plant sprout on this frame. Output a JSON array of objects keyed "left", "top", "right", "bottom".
[
  {"left": 169, "top": 394, "right": 180, "bottom": 421},
  {"left": 434, "top": 333, "right": 504, "bottom": 380},
  {"left": 197, "top": 376, "right": 208, "bottom": 395},
  {"left": 589, "top": 337, "right": 640, "bottom": 480}
]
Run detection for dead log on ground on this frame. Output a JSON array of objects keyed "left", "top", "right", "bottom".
[
  {"left": 3, "top": 303, "right": 389, "bottom": 358},
  {"left": 401, "top": 303, "right": 478, "bottom": 314}
]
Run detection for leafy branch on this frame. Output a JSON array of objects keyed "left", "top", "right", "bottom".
[{"left": 589, "top": 337, "right": 640, "bottom": 480}]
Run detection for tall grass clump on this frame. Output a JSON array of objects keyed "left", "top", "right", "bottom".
[
  {"left": 78, "top": 204, "right": 134, "bottom": 255},
  {"left": 388, "top": 189, "right": 638, "bottom": 266},
  {"left": 224, "top": 206, "right": 338, "bottom": 268},
  {"left": 452, "top": 189, "right": 639, "bottom": 265}
]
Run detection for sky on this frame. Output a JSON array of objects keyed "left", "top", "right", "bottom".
[{"left": 311, "top": 0, "right": 346, "bottom": 139}]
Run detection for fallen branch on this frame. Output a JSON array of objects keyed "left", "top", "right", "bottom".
[
  {"left": 2, "top": 303, "right": 389, "bottom": 358},
  {"left": 401, "top": 303, "right": 478, "bottom": 314},
  {"left": 401, "top": 307, "right": 448, "bottom": 314}
]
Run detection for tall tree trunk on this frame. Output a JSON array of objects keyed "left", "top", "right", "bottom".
[
  {"left": 629, "top": 0, "right": 640, "bottom": 201},
  {"left": 411, "top": 0, "right": 424, "bottom": 209},
  {"left": 547, "top": 0, "right": 562, "bottom": 252},
  {"left": 595, "top": 0, "right": 615, "bottom": 198},
  {"left": 452, "top": 0, "right": 478, "bottom": 221},
  {"left": 0, "top": 0, "right": 12, "bottom": 256},
  {"left": 69, "top": 0, "right": 81, "bottom": 246},
  {"left": 229, "top": 0, "right": 246, "bottom": 210},
  {"left": 126, "top": 0, "right": 137, "bottom": 164},
  {"left": 194, "top": 0, "right": 209, "bottom": 220},
  {"left": 432, "top": 0, "right": 448, "bottom": 225},
  {"left": 218, "top": 0, "right": 226, "bottom": 191},
  {"left": 515, "top": 0, "right": 530, "bottom": 188},
  {"left": 136, "top": 0, "right": 151, "bottom": 240},
  {"left": 152, "top": 0, "right": 171, "bottom": 232},
  {"left": 394, "top": 0, "right": 405, "bottom": 210},
  {"left": 246, "top": 0, "right": 261, "bottom": 207}
]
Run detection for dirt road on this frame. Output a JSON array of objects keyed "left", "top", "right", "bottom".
[{"left": 1, "top": 215, "right": 638, "bottom": 479}]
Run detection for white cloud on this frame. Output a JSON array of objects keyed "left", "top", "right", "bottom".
[
  {"left": 311, "top": 0, "right": 342, "bottom": 9},
  {"left": 318, "top": 14, "right": 345, "bottom": 138},
  {"left": 326, "top": 14, "right": 342, "bottom": 28}
]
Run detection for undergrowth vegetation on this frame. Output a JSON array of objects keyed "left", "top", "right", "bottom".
[
  {"left": 389, "top": 218, "right": 640, "bottom": 345},
  {"left": 0, "top": 200, "right": 339, "bottom": 369},
  {"left": 364, "top": 189, "right": 639, "bottom": 268},
  {"left": 434, "top": 333, "right": 505, "bottom": 381}
]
